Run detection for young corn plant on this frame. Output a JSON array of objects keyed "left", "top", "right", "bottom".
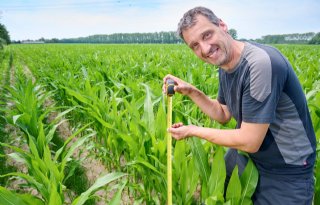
[
  {"left": 7, "top": 43, "right": 319, "bottom": 204},
  {"left": 172, "top": 140, "right": 199, "bottom": 204},
  {"left": 187, "top": 136, "right": 258, "bottom": 205},
  {"left": 0, "top": 75, "right": 126, "bottom": 204}
]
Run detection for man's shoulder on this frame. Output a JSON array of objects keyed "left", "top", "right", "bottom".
[
  {"left": 242, "top": 42, "right": 289, "bottom": 77},
  {"left": 243, "top": 42, "right": 273, "bottom": 68}
]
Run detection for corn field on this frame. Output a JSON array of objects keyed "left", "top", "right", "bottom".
[{"left": 0, "top": 44, "right": 319, "bottom": 205}]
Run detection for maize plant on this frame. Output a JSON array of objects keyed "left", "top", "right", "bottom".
[
  {"left": 0, "top": 60, "right": 126, "bottom": 204},
  {"left": 0, "top": 43, "right": 319, "bottom": 204}
]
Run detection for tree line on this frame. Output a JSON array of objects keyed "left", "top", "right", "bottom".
[
  {"left": 0, "top": 23, "right": 11, "bottom": 49},
  {"left": 1, "top": 22, "right": 319, "bottom": 45},
  {"left": 13, "top": 31, "right": 320, "bottom": 45},
  {"left": 60, "top": 32, "right": 182, "bottom": 44},
  {"left": 254, "top": 32, "right": 318, "bottom": 44},
  {"left": 13, "top": 29, "right": 236, "bottom": 44}
]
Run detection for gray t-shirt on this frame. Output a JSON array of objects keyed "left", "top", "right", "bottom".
[{"left": 218, "top": 42, "right": 316, "bottom": 177}]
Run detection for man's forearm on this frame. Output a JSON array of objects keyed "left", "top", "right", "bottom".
[
  {"left": 188, "top": 88, "right": 230, "bottom": 123},
  {"left": 190, "top": 126, "right": 258, "bottom": 153},
  {"left": 187, "top": 122, "right": 269, "bottom": 153}
]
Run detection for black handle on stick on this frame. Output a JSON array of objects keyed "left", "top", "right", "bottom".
[{"left": 166, "top": 79, "right": 175, "bottom": 96}]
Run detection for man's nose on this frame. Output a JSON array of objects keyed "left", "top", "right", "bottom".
[{"left": 200, "top": 42, "right": 211, "bottom": 58}]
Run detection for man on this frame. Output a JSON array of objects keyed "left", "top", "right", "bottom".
[{"left": 163, "top": 6, "right": 316, "bottom": 204}]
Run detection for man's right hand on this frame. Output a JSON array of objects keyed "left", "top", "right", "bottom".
[
  {"left": 162, "top": 74, "right": 231, "bottom": 124},
  {"left": 162, "top": 74, "right": 196, "bottom": 96}
]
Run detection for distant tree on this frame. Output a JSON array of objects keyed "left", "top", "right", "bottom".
[
  {"left": 59, "top": 31, "right": 182, "bottom": 44},
  {"left": 45, "top": 38, "right": 59, "bottom": 43},
  {"left": 309, "top": 32, "right": 320, "bottom": 44},
  {"left": 0, "top": 23, "right": 10, "bottom": 44},
  {"left": 0, "top": 38, "right": 5, "bottom": 50},
  {"left": 228, "top": 29, "right": 237, "bottom": 39},
  {"left": 255, "top": 32, "right": 315, "bottom": 44}
]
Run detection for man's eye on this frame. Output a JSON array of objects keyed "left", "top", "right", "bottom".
[
  {"left": 204, "top": 32, "right": 211, "bottom": 40},
  {"left": 192, "top": 44, "right": 199, "bottom": 50}
]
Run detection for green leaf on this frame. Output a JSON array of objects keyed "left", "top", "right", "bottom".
[
  {"left": 127, "top": 159, "right": 165, "bottom": 178},
  {"left": 0, "top": 186, "right": 30, "bottom": 205},
  {"left": 48, "top": 181, "right": 63, "bottom": 205},
  {"left": 184, "top": 157, "right": 200, "bottom": 203},
  {"left": 12, "top": 114, "right": 23, "bottom": 124},
  {"left": 118, "top": 132, "right": 139, "bottom": 157},
  {"left": 54, "top": 123, "right": 93, "bottom": 161},
  {"left": 109, "top": 180, "right": 127, "bottom": 205},
  {"left": 0, "top": 186, "right": 44, "bottom": 205},
  {"left": 46, "top": 119, "right": 67, "bottom": 144},
  {"left": 60, "top": 131, "right": 96, "bottom": 172},
  {"left": 189, "top": 137, "right": 210, "bottom": 182},
  {"left": 239, "top": 158, "right": 258, "bottom": 205},
  {"left": 62, "top": 86, "right": 90, "bottom": 105},
  {"left": 189, "top": 137, "right": 210, "bottom": 199},
  {"left": 205, "top": 193, "right": 224, "bottom": 205},
  {"left": 173, "top": 140, "right": 186, "bottom": 175},
  {"left": 141, "top": 83, "right": 155, "bottom": 135},
  {"left": 155, "top": 100, "right": 166, "bottom": 141},
  {"left": 71, "top": 172, "right": 126, "bottom": 205},
  {"left": 208, "top": 146, "right": 226, "bottom": 196},
  {"left": 0, "top": 173, "right": 46, "bottom": 197},
  {"left": 226, "top": 166, "right": 241, "bottom": 205},
  {"left": 86, "top": 109, "right": 114, "bottom": 129}
]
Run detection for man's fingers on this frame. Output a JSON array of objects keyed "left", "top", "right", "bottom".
[
  {"left": 163, "top": 74, "right": 174, "bottom": 83},
  {"left": 171, "top": 122, "right": 183, "bottom": 128},
  {"left": 163, "top": 74, "right": 175, "bottom": 94}
]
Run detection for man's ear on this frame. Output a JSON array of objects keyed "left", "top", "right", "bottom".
[{"left": 219, "top": 19, "right": 229, "bottom": 33}]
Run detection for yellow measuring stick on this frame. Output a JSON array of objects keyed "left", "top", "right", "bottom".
[
  {"left": 166, "top": 79, "right": 175, "bottom": 205},
  {"left": 167, "top": 96, "right": 172, "bottom": 205}
]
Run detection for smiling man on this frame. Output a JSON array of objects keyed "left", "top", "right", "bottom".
[{"left": 163, "top": 6, "right": 316, "bottom": 204}]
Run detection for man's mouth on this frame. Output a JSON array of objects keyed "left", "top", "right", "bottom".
[{"left": 206, "top": 46, "right": 219, "bottom": 58}]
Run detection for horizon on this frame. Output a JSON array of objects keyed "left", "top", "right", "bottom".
[{"left": 12, "top": 30, "right": 318, "bottom": 42}]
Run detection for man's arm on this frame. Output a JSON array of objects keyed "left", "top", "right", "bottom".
[
  {"left": 163, "top": 74, "right": 231, "bottom": 124},
  {"left": 187, "top": 88, "right": 231, "bottom": 124},
  {"left": 169, "top": 122, "right": 269, "bottom": 153}
]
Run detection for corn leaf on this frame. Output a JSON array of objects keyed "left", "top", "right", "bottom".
[
  {"left": 141, "top": 83, "right": 155, "bottom": 135},
  {"left": 226, "top": 166, "right": 241, "bottom": 205},
  {"left": 239, "top": 158, "right": 258, "bottom": 205},
  {"left": 71, "top": 172, "right": 126, "bottom": 205},
  {"left": 0, "top": 186, "right": 44, "bottom": 205},
  {"left": 127, "top": 159, "right": 164, "bottom": 178},
  {"left": 60, "top": 131, "right": 96, "bottom": 172},
  {"left": 189, "top": 137, "right": 210, "bottom": 182},
  {"left": 208, "top": 146, "right": 226, "bottom": 197},
  {"left": 109, "top": 180, "right": 127, "bottom": 205},
  {"left": 0, "top": 172, "right": 46, "bottom": 196},
  {"left": 54, "top": 122, "right": 93, "bottom": 161},
  {"left": 48, "top": 180, "right": 62, "bottom": 205}
]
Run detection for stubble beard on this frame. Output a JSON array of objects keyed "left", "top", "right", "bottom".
[{"left": 210, "top": 41, "right": 232, "bottom": 67}]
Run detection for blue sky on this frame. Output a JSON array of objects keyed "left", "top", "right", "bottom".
[{"left": 0, "top": 0, "right": 319, "bottom": 41}]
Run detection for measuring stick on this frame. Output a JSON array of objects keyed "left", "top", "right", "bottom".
[{"left": 166, "top": 79, "right": 175, "bottom": 205}]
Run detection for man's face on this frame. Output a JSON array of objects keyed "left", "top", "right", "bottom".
[{"left": 182, "top": 15, "right": 232, "bottom": 67}]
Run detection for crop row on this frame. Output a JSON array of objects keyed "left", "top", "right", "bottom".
[{"left": 0, "top": 44, "right": 319, "bottom": 204}]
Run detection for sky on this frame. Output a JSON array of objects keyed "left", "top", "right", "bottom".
[{"left": 0, "top": 0, "right": 319, "bottom": 41}]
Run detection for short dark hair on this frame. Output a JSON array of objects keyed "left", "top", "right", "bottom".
[{"left": 177, "top": 6, "right": 220, "bottom": 40}]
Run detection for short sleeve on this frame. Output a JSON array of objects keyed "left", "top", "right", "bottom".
[{"left": 242, "top": 53, "right": 287, "bottom": 123}]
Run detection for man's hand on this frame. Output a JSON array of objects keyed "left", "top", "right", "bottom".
[
  {"left": 163, "top": 74, "right": 231, "bottom": 124},
  {"left": 163, "top": 74, "right": 196, "bottom": 96},
  {"left": 168, "top": 122, "right": 198, "bottom": 140}
]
